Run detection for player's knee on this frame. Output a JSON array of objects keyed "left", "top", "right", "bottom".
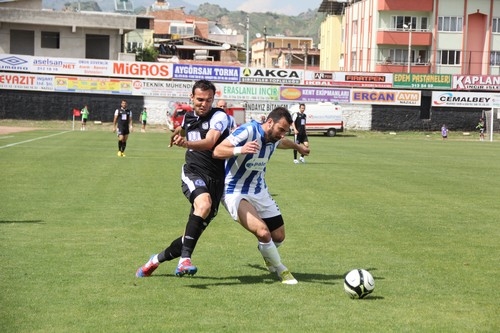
[
  {"left": 255, "top": 226, "right": 272, "bottom": 241},
  {"left": 194, "top": 199, "right": 212, "bottom": 219}
]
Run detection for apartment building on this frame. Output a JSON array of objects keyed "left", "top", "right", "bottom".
[{"left": 319, "top": 0, "right": 500, "bottom": 75}]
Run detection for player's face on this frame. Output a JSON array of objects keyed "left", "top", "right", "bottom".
[
  {"left": 265, "top": 117, "right": 290, "bottom": 143},
  {"left": 121, "top": 101, "right": 127, "bottom": 108},
  {"left": 191, "top": 88, "right": 215, "bottom": 117},
  {"left": 299, "top": 105, "right": 305, "bottom": 113}
]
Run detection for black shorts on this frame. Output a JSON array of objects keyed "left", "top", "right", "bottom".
[
  {"left": 142, "top": 120, "right": 147, "bottom": 125},
  {"left": 181, "top": 165, "right": 224, "bottom": 221},
  {"left": 295, "top": 132, "right": 308, "bottom": 144},
  {"left": 117, "top": 127, "right": 130, "bottom": 136},
  {"left": 82, "top": 119, "right": 88, "bottom": 124}
]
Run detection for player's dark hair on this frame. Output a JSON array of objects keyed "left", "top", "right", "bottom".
[
  {"left": 268, "top": 107, "right": 293, "bottom": 125},
  {"left": 192, "top": 80, "right": 216, "bottom": 95},
  {"left": 299, "top": 103, "right": 306, "bottom": 108}
]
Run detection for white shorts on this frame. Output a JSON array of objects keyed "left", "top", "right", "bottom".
[{"left": 223, "top": 189, "right": 281, "bottom": 221}]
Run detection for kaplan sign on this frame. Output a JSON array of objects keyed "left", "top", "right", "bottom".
[{"left": 452, "top": 75, "right": 500, "bottom": 90}]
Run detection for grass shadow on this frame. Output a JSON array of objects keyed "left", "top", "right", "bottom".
[{"left": 0, "top": 219, "right": 44, "bottom": 224}]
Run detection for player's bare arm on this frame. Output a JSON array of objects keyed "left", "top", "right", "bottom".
[
  {"left": 213, "top": 139, "right": 260, "bottom": 159},
  {"left": 278, "top": 137, "right": 310, "bottom": 155}
]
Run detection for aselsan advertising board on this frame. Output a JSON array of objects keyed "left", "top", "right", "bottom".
[
  {"left": 432, "top": 91, "right": 498, "bottom": 108},
  {"left": 0, "top": 54, "right": 174, "bottom": 79},
  {"left": 351, "top": 89, "right": 421, "bottom": 105}
]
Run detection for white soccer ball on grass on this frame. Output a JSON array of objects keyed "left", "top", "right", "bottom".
[{"left": 343, "top": 269, "right": 375, "bottom": 299}]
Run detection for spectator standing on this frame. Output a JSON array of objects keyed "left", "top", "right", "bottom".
[
  {"left": 476, "top": 118, "right": 485, "bottom": 141},
  {"left": 441, "top": 124, "right": 448, "bottom": 140},
  {"left": 81, "top": 105, "right": 90, "bottom": 131},
  {"left": 140, "top": 107, "right": 148, "bottom": 132}
]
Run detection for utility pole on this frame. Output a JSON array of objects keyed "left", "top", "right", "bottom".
[
  {"left": 245, "top": 16, "right": 250, "bottom": 68},
  {"left": 263, "top": 26, "right": 267, "bottom": 68}
]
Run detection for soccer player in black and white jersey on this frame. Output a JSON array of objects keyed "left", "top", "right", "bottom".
[
  {"left": 112, "top": 100, "right": 133, "bottom": 157},
  {"left": 136, "top": 80, "right": 230, "bottom": 278},
  {"left": 292, "top": 103, "right": 309, "bottom": 163}
]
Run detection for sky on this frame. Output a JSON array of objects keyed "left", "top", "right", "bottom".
[{"left": 184, "top": 0, "right": 323, "bottom": 16}]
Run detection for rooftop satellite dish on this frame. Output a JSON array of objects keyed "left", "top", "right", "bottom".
[
  {"left": 222, "top": 43, "right": 231, "bottom": 50},
  {"left": 256, "top": 33, "right": 262, "bottom": 38}
]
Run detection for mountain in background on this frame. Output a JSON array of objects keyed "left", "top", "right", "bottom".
[{"left": 42, "top": 0, "right": 324, "bottom": 44}]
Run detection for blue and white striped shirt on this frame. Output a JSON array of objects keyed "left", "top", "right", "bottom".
[{"left": 224, "top": 120, "right": 280, "bottom": 195}]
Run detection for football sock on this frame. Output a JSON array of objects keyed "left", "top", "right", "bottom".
[
  {"left": 293, "top": 150, "right": 297, "bottom": 159},
  {"left": 122, "top": 141, "right": 126, "bottom": 152},
  {"left": 151, "top": 254, "right": 159, "bottom": 265},
  {"left": 158, "top": 236, "right": 183, "bottom": 262},
  {"left": 258, "top": 240, "right": 284, "bottom": 271},
  {"left": 180, "top": 214, "right": 205, "bottom": 258}
]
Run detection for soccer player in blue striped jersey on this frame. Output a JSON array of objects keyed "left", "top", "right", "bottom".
[{"left": 213, "top": 107, "right": 310, "bottom": 284}]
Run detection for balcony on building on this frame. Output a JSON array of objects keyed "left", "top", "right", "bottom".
[{"left": 375, "top": 27, "right": 433, "bottom": 74}]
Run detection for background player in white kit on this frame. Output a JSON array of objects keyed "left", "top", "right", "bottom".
[{"left": 213, "top": 107, "right": 310, "bottom": 284}]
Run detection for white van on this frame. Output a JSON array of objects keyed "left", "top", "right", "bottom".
[{"left": 289, "top": 102, "right": 343, "bottom": 137}]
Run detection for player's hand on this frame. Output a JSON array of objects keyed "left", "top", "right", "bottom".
[
  {"left": 242, "top": 140, "right": 260, "bottom": 154},
  {"left": 172, "top": 134, "right": 186, "bottom": 147},
  {"left": 299, "top": 145, "right": 310, "bottom": 156}
]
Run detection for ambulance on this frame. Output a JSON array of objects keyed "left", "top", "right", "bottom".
[{"left": 289, "top": 102, "right": 343, "bottom": 137}]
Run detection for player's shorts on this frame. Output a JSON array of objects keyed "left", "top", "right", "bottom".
[
  {"left": 295, "top": 132, "right": 308, "bottom": 144},
  {"left": 223, "top": 189, "right": 281, "bottom": 221},
  {"left": 181, "top": 165, "right": 224, "bottom": 220},
  {"left": 82, "top": 118, "right": 87, "bottom": 123},
  {"left": 142, "top": 120, "right": 147, "bottom": 125},
  {"left": 117, "top": 127, "right": 130, "bottom": 136}
]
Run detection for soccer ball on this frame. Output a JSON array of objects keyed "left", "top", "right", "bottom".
[{"left": 344, "top": 269, "right": 375, "bottom": 299}]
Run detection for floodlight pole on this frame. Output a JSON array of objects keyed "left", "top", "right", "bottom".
[
  {"left": 245, "top": 16, "right": 250, "bottom": 68},
  {"left": 263, "top": 26, "right": 267, "bottom": 68}
]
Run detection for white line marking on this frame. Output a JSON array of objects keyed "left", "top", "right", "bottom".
[
  {"left": 0, "top": 136, "right": 14, "bottom": 139},
  {"left": 0, "top": 131, "right": 70, "bottom": 149}
]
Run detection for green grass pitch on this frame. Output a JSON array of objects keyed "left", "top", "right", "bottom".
[{"left": 1, "top": 123, "right": 499, "bottom": 332}]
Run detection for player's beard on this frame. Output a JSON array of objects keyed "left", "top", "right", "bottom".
[{"left": 265, "top": 125, "right": 281, "bottom": 143}]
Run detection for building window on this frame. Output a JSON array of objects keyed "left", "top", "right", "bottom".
[
  {"left": 389, "top": 49, "right": 414, "bottom": 64},
  {"left": 493, "top": 18, "right": 500, "bottom": 33},
  {"left": 438, "top": 17, "right": 463, "bottom": 32},
  {"left": 420, "top": 17, "right": 428, "bottom": 31},
  {"left": 491, "top": 51, "right": 500, "bottom": 66},
  {"left": 41, "top": 31, "right": 60, "bottom": 49},
  {"left": 437, "top": 50, "right": 461, "bottom": 65},
  {"left": 392, "top": 16, "right": 417, "bottom": 29},
  {"left": 169, "top": 23, "right": 194, "bottom": 36}
]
